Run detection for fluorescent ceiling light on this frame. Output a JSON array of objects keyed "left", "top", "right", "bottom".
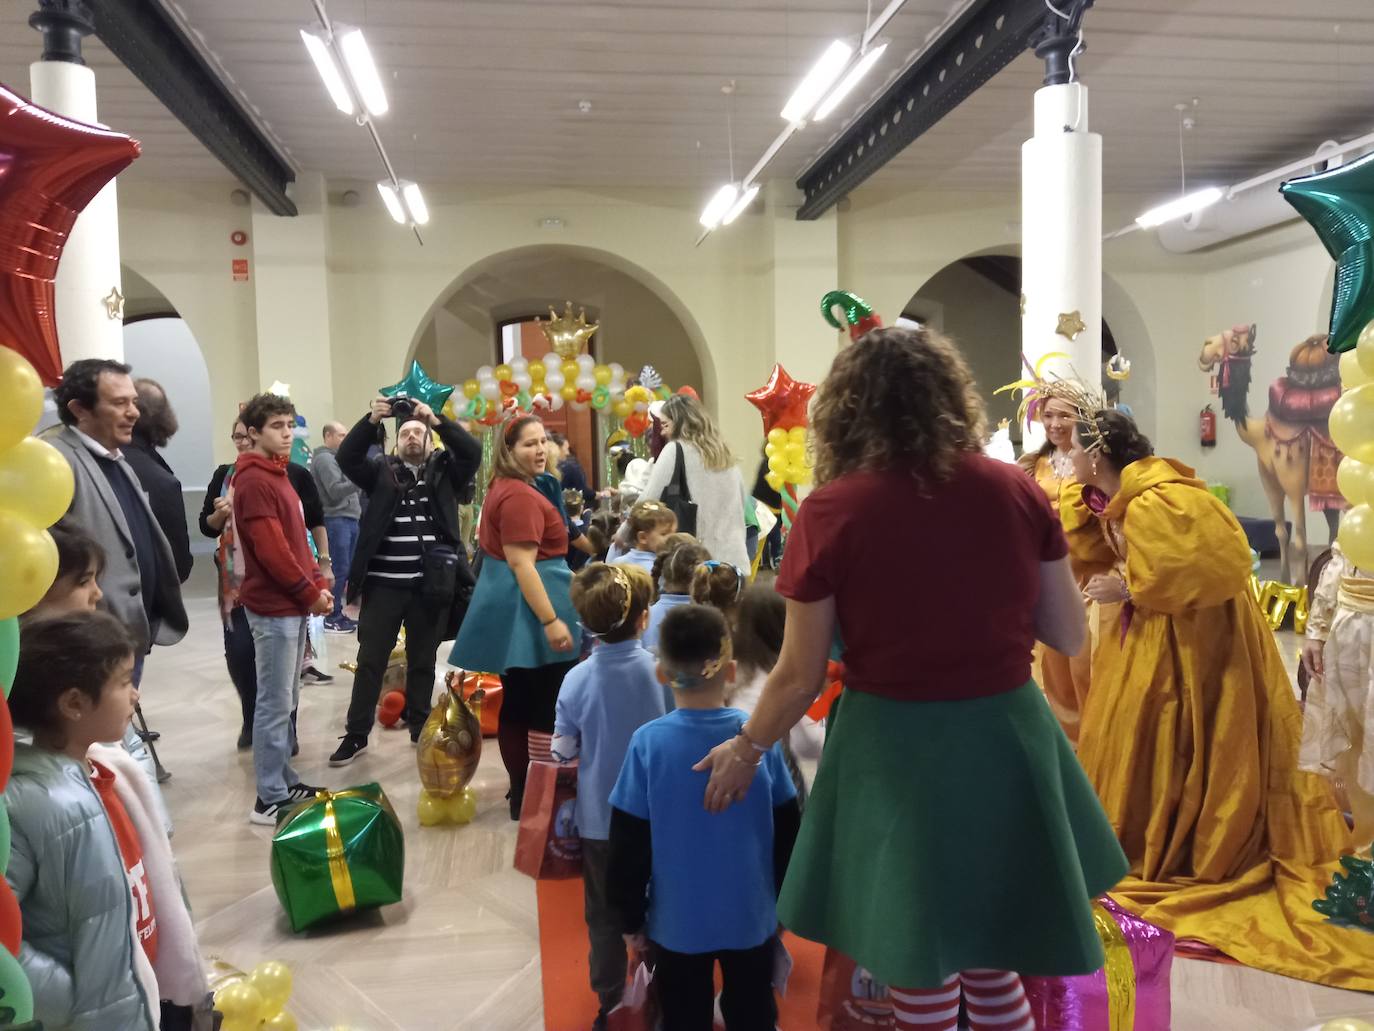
[
  {"left": 813, "top": 42, "right": 888, "bottom": 121},
  {"left": 1135, "top": 187, "right": 1224, "bottom": 228},
  {"left": 700, "top": 184, "right": 739, "bottom": 229},
  {"left": 401, "top": 182, "right": 429, "bottom": 225},
  {"left": 722, "top": 183, "right": 759, "bottom": 225},
  {"left": 336, "top": 24, "right": 389, "bottom": 117},
  {"left": 377, "top": 181, "right": 406, "bottom": 224},
  {"left": 300, "top": 27, "right": 355, "bottom": 116},
  {"left": 781, "top": 39, "right": 853, "bottom": 123}
]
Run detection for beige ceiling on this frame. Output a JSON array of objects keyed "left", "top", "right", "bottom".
[{"left": 0, "top": 0, "right": 1371, "bottom": 204}]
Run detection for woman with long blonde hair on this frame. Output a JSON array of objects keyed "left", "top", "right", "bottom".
[{"left": 640, "top": 393, "right": 749, "bottom": 569}]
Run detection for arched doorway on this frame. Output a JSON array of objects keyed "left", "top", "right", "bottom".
[{"left": 904, "top": 252, "right": 1156, "bottom": 440}]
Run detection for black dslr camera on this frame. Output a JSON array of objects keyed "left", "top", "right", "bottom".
[{"left": 388, "top": 392, "right": 416, "bottom": 420}]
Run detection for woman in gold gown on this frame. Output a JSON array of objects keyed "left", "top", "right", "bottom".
[
  {"left": 1019, "top": 388, "right": 1115, "bottom": 742},
  {"left": 1061, "top": 403, "right": 1369, "bottom": 990}
]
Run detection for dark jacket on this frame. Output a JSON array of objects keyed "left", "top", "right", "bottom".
[
  {"left": 338, "top": 414, "right": 482, "bottom": 612},
  {"left": 123, "top": 430, "right": 193, "bottom": 583},
  {"left": 558, "top": 454, "right": 594, "bottom": 510}
]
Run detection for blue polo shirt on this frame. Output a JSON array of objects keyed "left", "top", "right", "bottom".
[
  {"left": 609, "top": 707, "right": 796, "bottom": 953},
  {"left": 643, "top": 593, "right": 691, "bottom": 653},
  {"left": 553, "top": 639, "right": 673, "bottom": 840},
  {"left": 612, "top": 549, "right": 656, "bottom": 573}
]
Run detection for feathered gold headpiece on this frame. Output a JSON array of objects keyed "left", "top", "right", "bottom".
[{"left": 995, "top": 355, "right": 1110, "bottom": 454}]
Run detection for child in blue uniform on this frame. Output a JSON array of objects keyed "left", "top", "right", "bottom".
[
  {"left": 608, "top": 604, "right": 800, "bottom": 1031},
  {"left": 551, "top": 563, "right": 671, "bottom": 1026},
  {"left": 611, "top": 500, "right": 677, "bottom": 573},
  {"left": 645, "top": 535, "right": 710, "bottom": 653}
]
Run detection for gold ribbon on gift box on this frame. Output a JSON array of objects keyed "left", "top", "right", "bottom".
[
  {"left": 282, "top": 788, "right": 375, "bottom": 913},
  {"left": 1093, "top": 901, "right": 1135, "bottom": 1031}
]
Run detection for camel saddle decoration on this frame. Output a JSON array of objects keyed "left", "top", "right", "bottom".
[{"left": 1268, "top": 335, "right": 1344, "bottom": 510}]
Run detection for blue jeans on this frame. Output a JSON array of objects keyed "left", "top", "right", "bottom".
[
  {"left": 324, "top": 516, "right": 360, "bottom": 617},
  {"left": 246, "top": 610, "right": 308, "bottom": 802}
]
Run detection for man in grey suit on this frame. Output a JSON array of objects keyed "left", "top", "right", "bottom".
[{"left": 43, "top": 359, "right": 189, "bottom": 787}]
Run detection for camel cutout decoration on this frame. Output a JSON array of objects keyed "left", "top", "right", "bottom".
[{"left": 1198, "top": 324, "right": 1346, "bottom": 585}]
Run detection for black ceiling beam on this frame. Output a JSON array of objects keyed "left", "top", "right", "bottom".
[
  {"left": 83, "top": 0, "right": 297, "bottom": 215},
  {"left": 795, "top": 0, "right": 1072, "bottom": 220}
]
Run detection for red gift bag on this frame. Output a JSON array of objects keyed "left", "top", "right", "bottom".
[
  {"left": 607, "top": 961, "right": 659, "bottom": 1031},
  {"left": 513, "top": 761, "right": 582, "bottom": 879},
  {"left": 817, "top": 948, "right": 895, "bottom": 1030}
]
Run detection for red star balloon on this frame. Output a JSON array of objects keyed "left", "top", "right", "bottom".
[
  {"left": 745, "top": 364, "right": 816, "bottom": 434},
  {"left": 0, "top": 82, "right": 141, "bottom": 385}
]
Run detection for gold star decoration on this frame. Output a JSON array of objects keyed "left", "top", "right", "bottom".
[
  {"left": 102, "top": 286, "right": 125, "bottom": 321},
  {"left": 1106, "top": 354, "right": 1132, "bottom": 381},
  {"left": 1056, "top": 310, "right": 1087, "bottom": 340}
]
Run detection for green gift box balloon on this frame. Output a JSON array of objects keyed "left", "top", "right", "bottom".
[{"left": 270, "top": 783, "right": 405, "bottom": 933}]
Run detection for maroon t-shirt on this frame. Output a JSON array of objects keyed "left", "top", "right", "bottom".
[
  {"left": 775, "top": 454, "right": 1068, "bottom": 702},
  {"left": 479, "top": 478, "right": 569, "bottom": 562}
]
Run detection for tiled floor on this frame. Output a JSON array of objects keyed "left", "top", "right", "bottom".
[{"left": 144, "top": 571, "right": 1372, "bottom": 1030}]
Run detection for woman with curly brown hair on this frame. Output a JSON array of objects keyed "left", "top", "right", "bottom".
[{"left": 694, "top": 327, "right": 1127, "bottom": 1030}]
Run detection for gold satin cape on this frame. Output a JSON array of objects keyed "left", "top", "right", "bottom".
[{"left": 1064, "top": 457, "right": 1371, "bottom": 991}]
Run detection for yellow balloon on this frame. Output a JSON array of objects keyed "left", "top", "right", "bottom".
[
  {"left": 784, "top": 441, "right": 805, "bottom": 463},
  {"left": 219, "top": 1020, "right": 256, "bottom": 1031},
  {"left": 1321, "top": 1020, "right": 1374, "bottom": 1031},
  {"left": 249, "top": 960, "right": 293, "bottom": 1016},
  {"left": 0, "top": 437, "right": 75, "bottom": 529},
  {"left": 561, "top": 360, "right": 579, "bottom": 380},
  {"left": 768, "top": 454, "right": 787, "bottom": 475},
  {"left": 0, "top": 348, "right": 43, "bottom": 452},
  {"left": 528, "top": 361, "right": 546, "bottom": 380},
  {"left": 594, "top": 365, "right": 612, "bottom": 386},
  {"left": 764, "top": 471, "right": 784, "bottom": 492},
  {"left": 0, "top": 514, "right": 57, "bottom": 620},
  {"left": 263, "top": 1013, "right": 299, "bottom": 1031},
  {"left": 214, "top": 980, "right": 265, "bottom": 1024},
  {"left": 1338, "top": 457, "right": 1374, "bottom": 507},
  {"left": 612, "top": 399, "right": 632, "bottom": 419},
  {"left": 418, "top": 791, "right": 446, "bottom": 826},
  {"left": 444, "top": 786, "right": 478, "bottom": 824},
  {"left": 561, "top": 384, "right": 578, "bottom": 401},
  {"left": 1341, "top": 351, "right": 1374, "bottom": 390},
  {"left": 462, "top": 379, "right": 480, "bottom": 399},
  {"left": 1356, "top": 321, "right": 1374, "bottom": 378},
  {"left": 494, "top": 364, "right": 513, "bottom": 382},
  {"left": 767, "top": 427, "right": 788, "bottom": 447},
  {"left": 1329, "top": 383, "right": 1374, "bottom": 463},
  {"left": 788, "top": 426, "right": 807, "bottom": 444},
  {"left": 1338, "top": 504, "right": 1374, "bottom": 570}
]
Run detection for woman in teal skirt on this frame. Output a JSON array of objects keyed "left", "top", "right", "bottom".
[
  {"left": 451, "top": 415, "right": 581, "bottom": 819},
  {"left": 695, "top": 328, "right": 1128, "bottom": 1031}
]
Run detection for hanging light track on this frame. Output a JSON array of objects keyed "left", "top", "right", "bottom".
[{"left": 302, "top": 0, "right": 425, "bottom": 243}]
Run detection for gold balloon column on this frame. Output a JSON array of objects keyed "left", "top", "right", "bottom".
[{"left": 1329, "top": 325, "right": 1374, "bottom": 566}]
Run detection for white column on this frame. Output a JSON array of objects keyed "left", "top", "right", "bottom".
[
  {"left": 1021, "top": 82, "right": 1101, "bottom": 447},
  {"left": 29, "top": 59, "right": 125, "bottom": 363}
]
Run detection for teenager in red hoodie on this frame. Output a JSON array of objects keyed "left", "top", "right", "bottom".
[{"left": 232, "top": 393, "right": 333, "bottom": 823}]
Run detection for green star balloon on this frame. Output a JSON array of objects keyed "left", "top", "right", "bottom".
[
  {"left": 380, "top": 360, "right": 455, "bottom": 411},
  {"left": 1281, "top": 150, "right": 1374, "bottom": 353}
]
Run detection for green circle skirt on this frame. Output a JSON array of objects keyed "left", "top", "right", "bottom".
[{"left": 777, "top": 681, "right": 1128, "bottom": 989}]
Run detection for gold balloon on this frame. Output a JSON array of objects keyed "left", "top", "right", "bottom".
[
  {"left": 0, "top": 437, "right": 74, "bottom": 529},
  {"left": 612, "top": 399, "right": 632, "bottom": 419},
  {"left": 538, "top": 301, "right": 600, "bottom": 359},
  {"left": 1321, "top": 1020, "right": 1374, "bottom": 1031},
  {"left": 416, "top": 680, "right": 483, "bottom": 798},
  {"left": 1329, "top": 383, "right": 1374, "bottom": 463},
  {"left": 1357, "top": 320, "right": 1374, "bottom": 378},
  {"left": 0, "top": 514, "right": 57, "bottom": 620},
  {"left": 249, "top": 961, "right": 293, "bottom": 1016},
  {"left": 462, "top": 379, "right": 480, "bottom": 399},
  {"left": 214, "top": 980, "right": 265, "bottom": 1025},
  {"left": 528, "top": 360, "right": 545, "bottom": 380},
  {"left": 445, "top": 786, "right": 478, "bottom": 824},
  {"left": 1342, "top": 350, "right": 1374, "bottom": 389},
  {"left": 0, "top": 348, "right": 42, "bottom": 453},
  {"left": 417, "top": 791, "right": 447, "bottom": 826},
  {"left": 263, "top": 1013, "right": 299, "bottom": 1031},
  {"left": 594, "top": 365, "right": 612, "bottom": 386},
  {"left": 1338, "top": 456, "right": 1374, "bottom": 506},
  {"left": 1339, "top": 503, "right": 1374, "bottom": 570},
  {"left": 560, "top": 384, "right": 578, "bottom": 402}
]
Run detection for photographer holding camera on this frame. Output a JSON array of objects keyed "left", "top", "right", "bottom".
[{"left": 329, "top": 394, "right": 482, "bottom": 763}]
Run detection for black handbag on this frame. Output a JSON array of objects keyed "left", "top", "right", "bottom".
[{"left": 661, "top": 442, "right": 698, "bottom": 536}]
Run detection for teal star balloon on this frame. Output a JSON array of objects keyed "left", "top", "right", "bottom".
[
  {"left": 1281, "top": 150, "right": 1374, "bottom": 353},
  {"left": 380, "top": 360, "right": 455, "bottom": 411}
]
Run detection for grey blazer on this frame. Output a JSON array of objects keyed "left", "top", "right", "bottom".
[{"left": 41, "top": 425, "right": 188, "bottom": 652}]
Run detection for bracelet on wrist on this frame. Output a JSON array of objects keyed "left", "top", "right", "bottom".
[
  {"left": 541, "top": 615, "right": 559, "bottom": 627},
  {"left": 318, "top": 555, "right": 332, "bottom": 564},
  {"left": 737, "top": 728, "right": 768, "bottom": 754}
]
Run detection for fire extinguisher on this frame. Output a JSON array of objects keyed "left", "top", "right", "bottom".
[{"left": 1200, "top": 404, "right": 1217, "bottom": 448}]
